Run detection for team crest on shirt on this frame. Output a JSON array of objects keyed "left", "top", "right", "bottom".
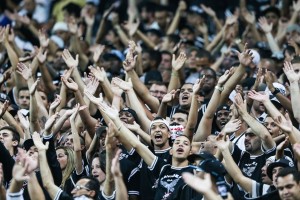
[
  {"left": 242, "top": 162, "right": 258, "bottom": 177},
  {"left": 160, "top": 174, "right": 181, "bottom": 195}
]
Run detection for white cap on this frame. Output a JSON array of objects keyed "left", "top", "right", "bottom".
[
  {"left": 50, "top": 35, "right": 64, "bottom": 49},
  {"left": 250, "top": 49, "right": 260, "bottom": 66},
  {"left": 52, "top": 22, "right": 68, "bottom": 34},
  {"left": 86, "top": 0, "right": 100, "bottom": 6}
]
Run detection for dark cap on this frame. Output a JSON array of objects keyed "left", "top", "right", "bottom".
[
  {"left": 188, "top": 150, "right": 216, "bottom": 163},
  {"left": 216, "top": 104, "right": 230, "bottom": 113},
  {"left": 119, "top": 107, "right": 139, "bottom": 124},
  {"left": 267, "top": 158, "right": 295, "bottom": 180},
  {"left": 262, "top": 6, "right": 281, "bottom": 18},
  {"left": 196, "top": 159, "right": 226, "bottom": 178},
  {"left": 23, "top": 139, "right": 35, "bottom": 151}
]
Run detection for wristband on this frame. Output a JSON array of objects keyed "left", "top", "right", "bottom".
[{"left": 215, "top": 85, "right": 224, "bottom": 92}]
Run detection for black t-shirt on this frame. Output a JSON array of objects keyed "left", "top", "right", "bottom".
[
  {"left": 149, "top": 157, "right": 194, "bottom": 200},
  {"left": 63, "top": 169, "right": 87, "bottom": 195},
  {"left": 231, "top": 144, "right": 276, "bottom": 199},
  {"left": 173, "top": 184, "right": 204, "bottom": 200},
  {"left": 130, "top": 148, "right": 172, "bottom": 200}
]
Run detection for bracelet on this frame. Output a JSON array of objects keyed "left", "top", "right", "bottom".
[
  {"left": 215, "top": 85, "right": 224, "bottom": 92},
  {"left": 171, "top": 72, "right": 178, "bottom": 77}
]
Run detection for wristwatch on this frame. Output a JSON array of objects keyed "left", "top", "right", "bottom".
[
  {"left": 215, "top": 85, "right": 224, "bottom": 92},
  {"left": 271, "top": 88, "right": 280, "bottom": 96}
]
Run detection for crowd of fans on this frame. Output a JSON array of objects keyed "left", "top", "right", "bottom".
[{"left": 1, "top": 0, "right": 300, "bottom": 199}]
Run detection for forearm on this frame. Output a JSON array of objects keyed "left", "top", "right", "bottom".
[
  {"left": 249, "top": 24, "right": 262, "bottom": 42},
  {"left": 184, "top": 95, "right": 199, "bottom": 141},
  {"left": 221, "top": 149, "right": 252, "bottom": 193},
  {"left": 39, "top": 63, "right": 56, "bottom": 93},
  {"left": 114, "top": 175, "right": 127, "bottom": 200},
  {"left": 167, "top": 71, "right": 180, "bottom": 93},
  {"left": 206, "top": 28, "right": 223, "bottom": 52},
  {"left": 157, "top": 102, "right": 168, "bottom": 119},
  {"left": 9, "top": 179, "right": 23, "bottom": 193},
  {"left": 100, "top": 79, "right": 114, "bottom": 104},
  {"left": 95, "top": 19, "right": 106, "bottom": 43},
  {"left": 85, "top": 25, "right": 93, "bottom": 45},
  {"left": 71, "top": 121, "right": 83, "bottom": 174},
  {"left": 127, "top": 70, "right": 159, "bottom": 112},
  {"left": 103, "top": 147, "right": 115, "bottom": 196},
  {"left": 114, "top": 25, "right": 130, "bottom": 46},
  {"left": 27, "top": 173, "right": 45, "bottom": 200},
  {"left": 220, "top": 65, "right": 246, "bottom": 104},
  {"left": 56, "top": 85, "right": 67, "bottom": 112},
  {"left": 240, "top": 111, "right": 275, "bottom": 148},
  {"left": 265, "top": 32, "right": 280, "bottom": 53},
  {"left": 86, "top": 135, "right": 98, "bottom": 162},
  {"left": 212, "top": 16, "right": 222, "bottom": 32},
  {"left": 38, "top": 150, "right": 57, "bottom": 199},
  {"left": 52, "top": 113, "right": 70, "bottom": 136},
  {"left": 289, "top": 82, "right": 300, "bottom": 122},
  {"left": 210, "top": 53, "right": 224, "bottom": 72},
  {"left": 75, "top": 91, "right": 97, "bottom": 137},
  {"left": 30, "top": 94, "right": 41, "bottom": 133},
  {"left": 136, "top": 30, "right": 156, "bottom": 49},
  {"left": 126, "top": 89, "right": 151, "bottom": 132},
  {"left": 112, "top": 95, "right": 122, "bottom": 112},
  {"left": 136, "top": 128, "right": 151, "bottom": 146},
  {"left": 166, "top": 8, "right": 182, "bottom": 35},
  {"left": 2, "top": 112, "right": 24, "bottom": 140}
]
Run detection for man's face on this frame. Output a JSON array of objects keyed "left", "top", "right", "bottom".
[
  {"left": 277, "top": 174, "right": 300, "bottom": 200},
  {"left": 272, "top": 166, "right": 284, "bottom": 187},
  {"left": 252, "top": 92, "right": 266, "bottom": 114},
  {"left": 149, "top": 84, "right": 167, "bottom": 102},
  {"left": 38, "top": 91, "right": 49, "bottom": 109},
  {"left": 200, "top": 69, "right": 217, "bottom": 93},
  {"left": 24, "top": 0, "right": 36, "bottom": 12},
  {"left": 18, "top": 90, "right": 30, "bottom": 109},
  {"left": 179, "top": 83, "right": 193, "bottom": 109},
  {"left": 119, "top": 111, "right": 135, "bottom": 125},
  {"left": 216, "top": 110, "right": 230, "bottom": 129},
  {"left": 27, "top": 145, "right": 39, "bottom": 161},
  {"left": 292, "top": 63, "right": 300, "bottom": 75},
  {"left": 154, "top": 11, "right": 168, "bottom": 28},
  {"left": 142, "top": 52, "right": 150, "bottom": 70},
  {"left": 171, "top": 113, "right": 188, "bottom": 127},
  {"left": 150, "top": 122, "right": 170, "bottom": 148},
  {"left": 159, "top": 54, "right": 172, "bottom": 70},
  {"left": 64, "top": 134, "right": 74, "bottom": 148},
  {"left": 71, "top": 178, "right": 95, "bottom": 198},
  {"left": 171, "top": 135, "right": 191, "bottom": 161},
  {"left": 0, "top": 129, "right": 18, "bottom": 152},
  {"left": 264, "top": 117, "right": 281, "bottom": 138},
  {"left": 265, "top": 12, "right": 279, "bottom": 27},
  {"left": 201, "top": 135, "right": 217, "bottom": 155},
  {"left": 179, "top": 28, "right": 194, "bottom": 41},
  {"left": 244, "top": 131, "right": 262, "bottom": 154},
  {"left": 187, "top": 50, "right": 198, "bottom": 69},
  {"left": 261, "top": 160, "right": 272, "bottom": 185}
]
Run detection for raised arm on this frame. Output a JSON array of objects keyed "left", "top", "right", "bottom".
[
  {"left": 111, "top": 149, "right": 128, "bottom": 200},
  {"left": 103, "top": 122, "right": 118, "bottom": 197},
  {"left": 258, "top": 17, "right": 280, "bottom": 53},
  {"left": 184, "top": 78, "right": 203, "bottom": 141},
  {"left": 194, "top": 69, "right": 233, "bottom": 142},
  {"left": 217, "top": 136, "right": 252, "bottom": 194},
  {"left": 219, "top": 43, "right": 254, "bottom": 105},
  {"left": 113, "top": 77, "right": 151, "bottom": 132},
  {"left": 166, "top": 1, "right": 186, "bottom": 35},
  {"left": 235, "top": 93, "right": 275, "bottom": 150},
  {"left": 167, "top": 52, "right": 187, "bottom": 92},
  {"left": 33, "top": 132, "right": 60, "bottom": 199},
  {"left": 29, "top": 79, "right": 42, "bottom": 133},
  {"left": 70, "top": 104, "right": 85, "bottom": 175},
  {"left": 283, "top": 61, "right": 300, "bottom": 123},
  {"left": 98, "top": 103, "right": 156, "bottom": 167}
]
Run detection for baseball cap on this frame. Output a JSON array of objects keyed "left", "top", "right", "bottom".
[
  {"left": 188, "top": 150, "right": 216, "bottom": 163},
  {"left": 267, "top": 158, "right": 295, "bottom": 180},
  {"left": 52, "top": 22, "right": 68, "bottom": 34}
]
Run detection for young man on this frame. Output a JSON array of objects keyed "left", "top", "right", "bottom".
[
  {"left": 99, "top": 104, "right": 194, "bottom": 200},
  {"left": 277, "top": 168, "right": 300, "bottom": 200}
]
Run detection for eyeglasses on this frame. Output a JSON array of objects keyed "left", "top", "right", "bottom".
[{"left": 74, "top": 185, "right": 91, "bottom": 191}]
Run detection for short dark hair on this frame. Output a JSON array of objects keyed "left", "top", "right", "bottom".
[
  {"left": 18, "top": 87, "right": 29, "bottom": 96},
  {"left": 200, "top": 67, "right": 217, "bottom": 79},
  {"left": 81, "top": 176, "right": 100, "bottom": 199},
  {"left": 174, "top": 109, "right": 189, "bottom": 118},
  {"left": 291, "top": 56, "right": 300, "bottom": 64},
  {"left": 62, "top": 3, "right": 81, "bottom": 18},
  {"left": 277, "top": 168, "right": 300, "bottom": 183},
  {"left": 0, "top": 126, "right": 20, "bottom": 143}
]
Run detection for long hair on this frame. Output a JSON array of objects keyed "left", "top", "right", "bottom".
[{"left": 56, "top": 146, "right": 76, "bottom": 188}]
